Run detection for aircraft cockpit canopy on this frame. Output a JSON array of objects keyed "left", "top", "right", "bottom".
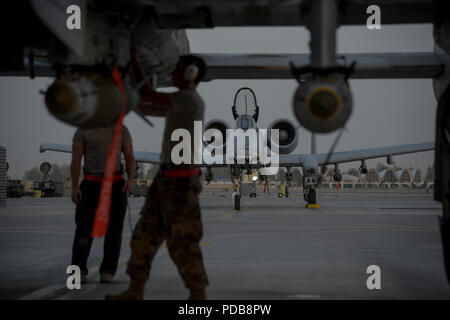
[{"left": 232, "top": 87, "right": 259, "bottom": 122}]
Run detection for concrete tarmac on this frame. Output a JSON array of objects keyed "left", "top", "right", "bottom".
[{"left": 1, "top": 190, "right": 449, "bottom": 300}]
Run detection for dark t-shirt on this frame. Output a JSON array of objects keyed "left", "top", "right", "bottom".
[
  {"left": 73, "top": 126, "right": 132, "bottom": 173},
  {"left": 161, "top": 89, "right": 205, "bottom": 167}
]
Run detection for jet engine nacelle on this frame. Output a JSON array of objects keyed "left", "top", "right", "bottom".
[
  {"left": 203, "top": 119, "right": 231, "bottom": 156},
  {"left": 268, "top": 118, "right": 299, "bottom": 154},
  {"left": 45, "top": 74, "right": 140, "bottom": 128},
  {"left": 293, "top": 77, "right": 353, "bottom": 133}
]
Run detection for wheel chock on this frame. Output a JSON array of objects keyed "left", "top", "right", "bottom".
[{"left": 306, "top": 204, "right": 321, "bottom": 208}]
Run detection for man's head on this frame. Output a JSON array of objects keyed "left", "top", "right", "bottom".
[{"left": 172, "top": 55, "right": 207, "bottom": 89}]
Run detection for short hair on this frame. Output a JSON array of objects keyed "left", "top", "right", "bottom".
[{"left": 179, "top": 55, "right": 207, "bottom": 84}]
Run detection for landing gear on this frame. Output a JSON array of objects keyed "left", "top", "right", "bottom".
[
  {"left": 230, "top": 166, "right": 242, "bottom": 211},
  {"left": 332, "top": 164, "right": 342, "bottom": 182},
  {"left": 278, "top": 183, "right": 288, "bottom": 198},
  {"left": 308, "top": 189, "right": 316, "bottom": 204},
  {"left": 250, "top": 193, "right": 257, "bottom": 198},
  {"left": 285, "top": 167, "right": 292, "bottom": 198},
  {"left": 303, "top": 188, "right": 316, "bottom": 204},
  {"left": 303, "top": 173, "right": 318, "bottom": 205},
  {"left": 232, "top": 192, "right": 241, "bottom": 210},
  {"left": 333, "top": 172, "right": 342, "bottom": 183},
  {"left": 360, "top": 160, "right": 368, "bottom": 174}
]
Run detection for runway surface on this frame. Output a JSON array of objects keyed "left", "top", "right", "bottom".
[{"left": 1, "top": 190, "right": 449, "bottom": 300}]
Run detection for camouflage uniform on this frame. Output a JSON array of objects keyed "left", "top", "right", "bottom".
[
  {"left": 126, "top": 172, "right": 208, "bottom": 291},
  {"left": 107, "top": 88, "right": 207, "bottom": 299}
]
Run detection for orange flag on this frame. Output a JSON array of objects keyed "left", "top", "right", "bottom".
[{"left": 91, "top": 67, "right": 126, "bottom": 238}]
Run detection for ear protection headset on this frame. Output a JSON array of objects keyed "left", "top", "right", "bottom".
[
  {"left": 231, "top": 87, "right": 259, "bottom": 122},
  {"left": 183, "top": 64, "right": 199, "bottom": 82}
]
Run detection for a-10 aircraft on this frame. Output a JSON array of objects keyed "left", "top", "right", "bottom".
[
  {"left": 40, "top": 87, "right": 435, "bottom": 210},
  {"left": 2, "top": 0, "right": 449, "bottom": 282}
]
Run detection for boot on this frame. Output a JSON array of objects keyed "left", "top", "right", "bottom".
[
  {"left": 188, "top": 288, "right": 206, "bottom": 300},
  {"left": 105, "top": 279, "right": 145, "bottom": 300}
]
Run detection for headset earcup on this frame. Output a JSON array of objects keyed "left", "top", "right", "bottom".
[{"left": 184, "top": 65, "right": 199, "bottom": 82}]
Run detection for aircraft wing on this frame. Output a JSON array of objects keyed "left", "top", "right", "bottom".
[
  {"left": 1, "top": 1, "right": 446, "bottom": 81},
  {"left": 39, "top": 143, "right": 72, "bottom": 154},
  {"left": 39, "top": 143, "right": 162, "bottom": 164},
  {"left": 132, "top": 151, "right": 161, "bottom": 164},
  {"left": 6, "top": 52, "right": 443, "bottom": 80},
  {"left": 276, "top": 154, "right": 304, "bottom": 168},
  {"left": 40, "top": 142, "right": 434, "bottom": 167},
  {"left": 313, "top": 142, "right": 435, "bottom": 166},
  {"left": 142, "top": 0, "right": 436, "bottom": 27},
  {"left": 275, "top": 143, "right": 435, "bottom": 168},
  {"left": 38, "top": 144, "right": 302, "bottom": 168},
  {"left": 200, "top": 52, "right": 444, "bottom": 80}
]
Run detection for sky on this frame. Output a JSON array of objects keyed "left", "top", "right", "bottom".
[{"left": 0, "top": 24, "right": 437, "bottom": 179}]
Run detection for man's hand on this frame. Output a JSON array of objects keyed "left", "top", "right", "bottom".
[
  {"left": 122, "top": 180, "right": 134, "bottom": 195},
  {"left": 72, "top": 186, "right": 82, "bottom": 204},
  {"left": 131, "top": 51, "right": 172, "bottom": 115}
]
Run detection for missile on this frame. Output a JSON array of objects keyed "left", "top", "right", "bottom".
[
  {"left": 293, "top": 77, "right": 353, "bottom": 133},
  {"left": 44, "top": 73, "right": 140, "bottom": 128}
]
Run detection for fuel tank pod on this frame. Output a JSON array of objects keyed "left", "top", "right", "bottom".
[
  {"left": 45, "top": 73, "right": 139, "bottom": 128},
  {"left": 293, "top": 77, "right": 353, "bottom": 133}
]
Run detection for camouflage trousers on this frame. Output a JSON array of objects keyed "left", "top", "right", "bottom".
[{"left": 126, "top": 173, "right": 208, "bottom": 290}]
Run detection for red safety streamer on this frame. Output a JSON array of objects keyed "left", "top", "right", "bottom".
[{"left": 91, "top": 67, "right": 126, "bottom": 238}]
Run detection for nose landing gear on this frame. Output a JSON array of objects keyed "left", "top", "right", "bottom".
[
  {"left": 303, "top": 174, "right": 318, "bottom": 207},
  {"left": 232, "top": 191, "right": 241, "bottom": 210}
]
